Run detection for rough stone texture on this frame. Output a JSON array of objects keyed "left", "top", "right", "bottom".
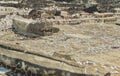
[
  {"left": 1, "top": 0, "right": 120, "bottom": 13},
  {"left": 96, "top": 0, "right": 120, "bottom": 12},
  {"left": 12, "top": 16, "right": 53, "bottom": 37},
  {"left": 0, "top": 14, "right": 16, "bottom": 31},
  {"left": 22, "top": 0, "right": 120, "bottom": 12},
  {"left": 116, "top": 20, "right": 120, "bottom": 25},
  {"left": 0, "top": 23, "right": 120, "bottom": 76},
  {"left": 0, "top": 0, "right": 120, "bottom": 76}
]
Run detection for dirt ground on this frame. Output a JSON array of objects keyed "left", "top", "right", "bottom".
[{"left": 0, "top": 23, "right": 120, "bottom": 76}]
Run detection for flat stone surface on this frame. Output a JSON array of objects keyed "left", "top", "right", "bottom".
[{"left": 0, "top": 23, "right": 120, "bottom": 75}]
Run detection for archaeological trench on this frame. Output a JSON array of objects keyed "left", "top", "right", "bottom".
[{"left": 0, "top": 0, "right": 120, "bottom": 76}]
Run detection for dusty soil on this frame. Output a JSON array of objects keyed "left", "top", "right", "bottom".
[{"left": 0, "top": 22, "right": 120, "bottom": 76}]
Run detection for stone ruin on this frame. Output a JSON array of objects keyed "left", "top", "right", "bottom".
[
  {"left": 16, "top": 0, "right": 119, "bottom": 25},
  {"left": 0, "top": 0, "right": 120, "bottom": 76},
  {"left": 12, "top": 16, "right": 59, "bottom": 37}
]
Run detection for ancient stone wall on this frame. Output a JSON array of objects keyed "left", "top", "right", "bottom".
[{"left": 1, "top": 0, "right": 120, "bottom": 13}]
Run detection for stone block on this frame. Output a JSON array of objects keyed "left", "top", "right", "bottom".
[{"left": 12, "top": 16, "right": 53, "bottom": 37}]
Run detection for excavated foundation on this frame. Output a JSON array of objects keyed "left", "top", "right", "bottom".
[{"left": 0, "top": 0, "right": 120, "bottom": 76}]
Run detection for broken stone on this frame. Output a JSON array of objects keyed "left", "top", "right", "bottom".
[
  {"left": 60, "top": 11, "right": 69, "bottom": 18},
  {"left": 12, "top": 16, "right": 54, "bottom": 37}
]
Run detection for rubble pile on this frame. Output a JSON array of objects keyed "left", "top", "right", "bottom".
[{"left": 0, "top": 14, "right": 16, "bottom": 31}]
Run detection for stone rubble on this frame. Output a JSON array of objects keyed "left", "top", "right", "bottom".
[
  {"left": 0, "top": 0, "right": 120, "bottom": 76},
  {"left": 0, "top": 14, "right": 16, "bottom": 31}
]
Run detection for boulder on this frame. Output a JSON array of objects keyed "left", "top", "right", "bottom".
[{"left": 12, "top": 16, "right": 53, "bottom": 37}]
